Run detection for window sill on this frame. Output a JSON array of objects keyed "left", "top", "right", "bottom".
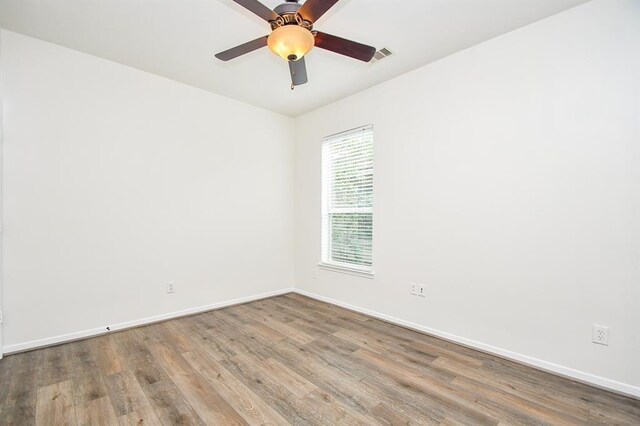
[{"left": 317, "top": 262, "right": 374, "bottom": 279}]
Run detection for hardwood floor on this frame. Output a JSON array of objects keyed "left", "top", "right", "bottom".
[{"left": 1, "top": 293, "right": 638, "bottom": 425}]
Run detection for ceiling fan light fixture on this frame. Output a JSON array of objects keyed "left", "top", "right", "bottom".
[{"left": 267, "top": 25, "right": 314, "bottom": 61}]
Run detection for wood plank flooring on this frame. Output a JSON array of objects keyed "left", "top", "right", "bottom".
[{"left": 1, "top": 293, "right": 638, "bottom": 425}]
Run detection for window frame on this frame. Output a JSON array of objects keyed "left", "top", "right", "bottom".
[{"left": 319, "top": 124, "right": 374, "bottom": 278}]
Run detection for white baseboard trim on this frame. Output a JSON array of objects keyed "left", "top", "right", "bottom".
[
  {"left": 2, "top": 287, "right": 294, "bottom": 355},
  {"left": 4, "top": 286, "right": 638, "bottom": 399},
  {"left": 293, "top": 288, "right": 640, "bottom": 400}
]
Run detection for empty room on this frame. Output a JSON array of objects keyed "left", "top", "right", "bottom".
[{"left": 0, "top": 0, "right": 638, "bottom": 424}]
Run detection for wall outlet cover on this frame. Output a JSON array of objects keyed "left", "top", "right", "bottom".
[
  {"left": 418, "top": 284, "right": 426, "bottom": 297},
  {"left": 592, "top": 325, "right": 609, "bottom": 346}
]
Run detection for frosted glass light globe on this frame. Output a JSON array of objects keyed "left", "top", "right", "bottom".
[{"left": 267, "top": 25, "right": 315, "bottom": 61}]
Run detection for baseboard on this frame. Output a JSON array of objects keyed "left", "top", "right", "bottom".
[
  {"left": 292, "top": 288, "right": 640, "bottom": 400},
  {"left": 4, "top": 286, "right": 637, "bottom": 399},
  {"left": 2, "top": 287, "right": 294, "bottom": 355}
]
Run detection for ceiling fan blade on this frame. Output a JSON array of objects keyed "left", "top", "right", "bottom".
[
  {"left": 231, "top": 0, "right": 279, "bottom": 22},
  {"left": 298, "top": 0, "right": 340, "bottom": 23},
  {"left": 215, "top": 35, "right": 268, "bottom": 61},
  {"left": 289, "top": 57, "right": 309, "bottom": 86},
  {"left": 314, "top": 31, "right": 376, "bottom": 62}
]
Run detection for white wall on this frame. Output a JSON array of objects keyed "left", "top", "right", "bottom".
[
  {"left": 0, "top": 30, "right": 294, "bottom": 351},
  {"left": 1, "top": 0, "right": 638, "bottom": 397},
  {"left": 0, "top": 27, "right": 4, "bottom": 356},
  {"left": 294, "top": 0, "right": 640, "bottom": 396}
]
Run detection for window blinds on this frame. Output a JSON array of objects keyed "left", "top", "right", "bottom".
[{"left": 321, "top": 125, "right": 373, "bottom": 271}]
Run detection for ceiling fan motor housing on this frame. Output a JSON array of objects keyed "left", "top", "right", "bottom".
[
  {"left": 274, "top": 1, "right": 301, "bottom": 17},
  {"left": 272, "top": 1, "right": 312, "bottom": 31}
]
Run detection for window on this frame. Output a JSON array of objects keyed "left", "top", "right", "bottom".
[{"left": 321, "top": 125, "right": 373, "bottom": 275}]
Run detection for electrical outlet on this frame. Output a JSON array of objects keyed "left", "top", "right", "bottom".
[
  {"left": 418, "top": 284, "right": 426, "bottom": 297},
  {"left": 167, "top": 281, "right": 175, "bottom": 294},
  {"left": 0, "top": 310, "right": 3, "bottom": 324},
  {"left": 410, "top": 283, "right": 417, "bottom": 296},
  {"left": 312, "top": 269, "right": 318, "bottom": 279},
  {"left": 592, "top": 325, "right": 609, "bottom": 345}
]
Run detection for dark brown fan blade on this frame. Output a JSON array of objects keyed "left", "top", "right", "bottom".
[
  {"left": 289, "top": 57, "right": 308, "bottom": 86},
  {"left": 215, "top": 35, "right": 268, "bottom": 61},
  {"left": 314, "top": 31, "right": 376, "bottom": 62},
  {"left": 231, "top": 0, "right": 279, "bottom": 22},
  {"left": 298, "top": 0, "right": 340, "bottom": 23}
]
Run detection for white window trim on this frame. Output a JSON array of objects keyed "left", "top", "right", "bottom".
[
  {"left": 321, "top": 124, "right": 374, "bottom": 277},
  {"left": 317, "top": 262, "right": 374, "bottom": 279}
]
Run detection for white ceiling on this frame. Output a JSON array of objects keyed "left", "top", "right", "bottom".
[{"left": 0, "top": 0, "right": 589, "bottom": 116}]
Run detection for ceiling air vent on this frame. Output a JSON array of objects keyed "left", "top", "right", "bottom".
[{"left": 371, "top": 48, "right": 393, "bottom": 63}]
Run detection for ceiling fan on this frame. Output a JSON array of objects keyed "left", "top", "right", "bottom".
[{"left": 215, "top": 0, "right": 377, "bottom": 89}]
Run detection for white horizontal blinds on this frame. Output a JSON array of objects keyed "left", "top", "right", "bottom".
[{"left": 322, "top": 125, "right": 373, "bottom": 270}]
